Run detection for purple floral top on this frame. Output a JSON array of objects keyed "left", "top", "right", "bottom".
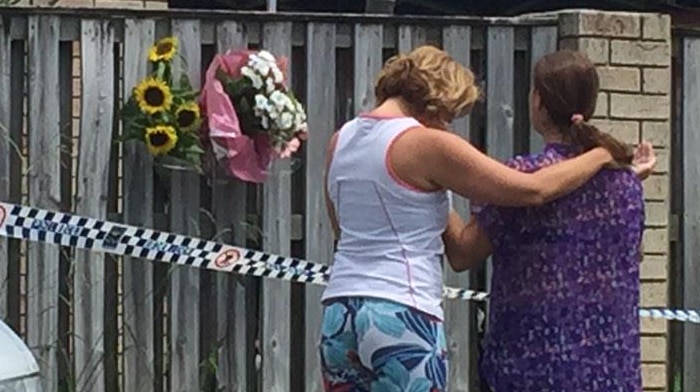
[{"left": 472, "top": 143, "right": 644, "bottom": 392}]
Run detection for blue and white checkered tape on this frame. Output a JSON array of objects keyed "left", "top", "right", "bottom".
[{"left": 0, "top": 201, "right": 697, "bottom": 324}]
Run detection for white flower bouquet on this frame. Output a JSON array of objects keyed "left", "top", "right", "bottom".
[{"left": 201, "top": 49, "right": 308, "bottom": 183}]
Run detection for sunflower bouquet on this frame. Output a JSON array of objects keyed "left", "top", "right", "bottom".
[
  {"left": 119, "top": 37, "right": 204, "bottom": 171},
  {"left": 201, "top": 49, "right": 308, "bottom": 183}
]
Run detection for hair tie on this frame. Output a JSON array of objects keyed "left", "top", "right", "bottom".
[{"left": 570, "top": 113, "right": 584, "bottom": 124}]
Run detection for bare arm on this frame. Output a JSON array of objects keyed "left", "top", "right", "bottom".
[
  {"left": 391, "top": 128, "right": 612, "bottom": 206},
  {"left": 442, "top": 211, "right": 492, "bottom": 272},
  {"left": 324, "top": 133, "right": 340, "bottom": 241}
]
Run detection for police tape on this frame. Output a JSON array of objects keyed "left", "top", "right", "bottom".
[{"left": 0, "top": 201, "right": 697, "bottom": 324}]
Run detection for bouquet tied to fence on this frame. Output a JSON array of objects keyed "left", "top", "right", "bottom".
[
  {"left": 119, "top": 37, "right": 204, "bottom": 172},
  {"left": 201, "top": 49, "right": 308, "bottom": 183}
]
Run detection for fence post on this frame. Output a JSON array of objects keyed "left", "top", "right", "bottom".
[
  {"left": 681, "top": 34, "right": 700, "bottom": 392},
  {"left": 558, "top": 10, "right": 673, "bottom": 391}
]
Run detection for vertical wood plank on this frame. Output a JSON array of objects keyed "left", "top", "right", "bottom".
[
  {"left": 213, "top": 21, "right": 251, "bottom": 392},
  {"left": 73, "top": 19, "right": 115, "bottom": 392},
  {"left": 529, "top": 26, "right": 557, "bottom": 153},
  {"left": 353, "top": 24, "right": 383, "bottom": 114},
  {"left": 6, "top": 39, "right": 24, "bottom": 333},
  {"left": 398, "top": 25, "right": 428, "bottom": 53},
  {"left": 27, "top": 15, "right": 62, "bottom": 391},
  {"left": 682, "top": 35, "right": 700, "bottom": 392},
  {"left": 442, "top": 24, "right": 475, "bottom": 392},
  {"left": 485, "top": 26, "right": 515, "bottom": 298},
  {"left": 170, "top": 19, "right": 202, "bottom": 392},
  {"left": 304, "top": 22, "right": 336, "bottom": 392},
  {"left": 261, "top": 21, "right": 293, "bottom": 392},
  {"left": 122, "top": 18, "right": 156, "bottom": 392},
  {"left": 0, "top": 16, "right": 10, "bottom": 321},
  {"left": 214, "top": 22, "right": 253, "bottom": 392}
]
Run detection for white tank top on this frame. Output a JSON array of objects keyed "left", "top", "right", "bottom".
[{"left": 322, "top": 116, "right": 449, "bottom": 320}]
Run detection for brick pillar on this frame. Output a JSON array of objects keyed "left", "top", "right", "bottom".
[{"left": 558, "top": 10, "right": 671, "bottom": 391}]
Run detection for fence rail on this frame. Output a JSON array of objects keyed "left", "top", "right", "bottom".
[{"left": 0, "top": 8, "right": 557, "bottom": 392}]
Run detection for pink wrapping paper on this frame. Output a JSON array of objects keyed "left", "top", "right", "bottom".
[{"left": 200, "top": 49, "right": 303, "bottom": 183}]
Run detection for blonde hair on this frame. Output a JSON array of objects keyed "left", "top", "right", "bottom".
[{"left": 375, "top": 45, "right": 480, "bottom": 127}]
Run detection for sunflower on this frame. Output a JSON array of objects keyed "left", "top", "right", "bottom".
[
  {"left": 149, "top": 37, "right": 178, "bottom": 63},
  {"left": 175, "top": 101, "right": 201, "bottom": 132},
  {"left": 144, "top": 125, "right": 178, "bottom": 156},
  {"left": 134, "top": 78, "right": 173, "bottom": 115}
]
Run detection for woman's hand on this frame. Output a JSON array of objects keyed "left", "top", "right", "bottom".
[{"left": 631, "top": 141, "right": 656, "bottom": 180}]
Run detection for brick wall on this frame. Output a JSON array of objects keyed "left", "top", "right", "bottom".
[{"left": 558, "top": 10, "right": 672, "bottom": 391}]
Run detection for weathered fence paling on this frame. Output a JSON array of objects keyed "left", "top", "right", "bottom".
[
  {"left": 261, "top": 20, "right": 294, "bottom": 392},
  {"left": 0, "top": 13, "right": 11, "bottom": 323},
  {"left": 441, "top": 24, "right": 475, "bottom": 392},
  {"left": 122, "top": 17, "right": 156, "bottom": 392},
  {"left": 73, "top": 17, "right": 116, "bottom": 392},
  {"left": 303, "top": 21, "right": 337, "bottom": 392},
  {"left": 26, "top": 14, "right": 62, "bottom": 392},
  {"left": 169, "top": 19, "right": 203, "bottom": 392},
  {"left": 212, "top": 19, "right": 251, "bottom": 392},
  {"left": 682, "top": 33, "right": 700, "bottom": 392},
  {"left": 0, "top": 8, "right": 561, "bottom": 392}
]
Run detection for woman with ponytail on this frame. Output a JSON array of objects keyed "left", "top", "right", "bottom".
[
  {"left": 445, "top": 49, "right": 654, "bottom": 391},
  {"left": 319, "top": 45, "right": 652, "bottom": 391}
]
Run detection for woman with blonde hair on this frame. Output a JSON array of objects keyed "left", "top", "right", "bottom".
[
  {"left": 318, "top": 45, "right": 644, "bottom": 391},
  {"left": 446, "top": 49, "right": 652, "bottom": 391}
]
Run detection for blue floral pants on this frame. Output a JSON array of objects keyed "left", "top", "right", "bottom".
[{"left": 319, "top": 297, "right": 448, "bottom": 392}]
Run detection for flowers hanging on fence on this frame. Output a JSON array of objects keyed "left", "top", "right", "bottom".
[
  {"left": 119, "top": 36, "right": 204, "bottom": 171},
  {"left": 201, "top": 49, "right": 308, "bottom": 183}
]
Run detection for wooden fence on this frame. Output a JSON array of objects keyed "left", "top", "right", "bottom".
[
  {"left": 673, "top": 27, "right": 700, "bottom": 392},
  {"left": 0, "top": 7, "right": 559, "bottom": 392}
]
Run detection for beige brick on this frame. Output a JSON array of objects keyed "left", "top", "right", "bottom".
[
  {"left": 594, "top": 91, "right": 609, "bottom": 118},
  {"left": 642, "top": 228, "right": 668, "bottom": 257},
  {"left": 559, "top": 11, "right": 641, "bottom": 38},
  {"left": 641, "top": 336, "right": 666, "bottom": 362},
  {"left": 73, "top": 78, "right": 82, "bottom": 97},
  {"left": 94, "top": 0, "right": 145, "bottom": 8},
  {"left": 644, "top": 201, "right": 668, "bottom": 227},
  {"left": 591, "top": 119, "right": 639, "bottom": 144},
  {"left": 53, "top": 0, "right": 94, "bottom": 6},
  {"left": 641, "top": 317, "right": 668, "bottom": 334},
  {"left": 610, "top": 40, "right": 671, "bottom": 66},
  {"left": 642, "top": 14, "right": 671, "bottom": 41},
  {"left": 641, "top": 281, "right": 668, "bottom": 306},
  {"left": 642, "top": 363, "right": 667, "bottom": 388},
  {"left": 642, "top": 121, "right": 670, "bottom": 147},
  {"left": 144, "top": 0, "right": 167, "bottom": 8},
  {"left": 72, "top": 57, "right": 81, "bottom": 78},
  {"left": 72, "top": 98, "right": 81, "bottom": 118},
  {"left": 641, "top": 253, "right": 668, "bottom": 280},
  {"left": 642, "top": 175, "right": 667, "bottom": 201},
  {"left": 653, "top": 148, "right": 669, "bottom": 174},
  {"left": 609, "top": 94, "right": 670, "bottom": 120},
  {"left": 643, "top": 68, "right": 670, "bottom": 94},
  {"left": 73, "top": 98, "right": 81, "bottom": 118},
  {"left": 560, "top": 38, "right": 609, "bottom": 65},
  {"left": 598, "top": 66, "right": 641, "bottom": 92}
]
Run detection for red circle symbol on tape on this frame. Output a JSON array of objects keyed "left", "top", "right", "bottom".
[{"left": 214, "top": 249, "right": 240, "bottom": 269}]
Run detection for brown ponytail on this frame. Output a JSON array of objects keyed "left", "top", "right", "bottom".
[
  {"left": 533, "top": 50, "right": 633, "bottom": 166},
  {"left": 569, "top": 121, "right": 633, "bottom": 165}
]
